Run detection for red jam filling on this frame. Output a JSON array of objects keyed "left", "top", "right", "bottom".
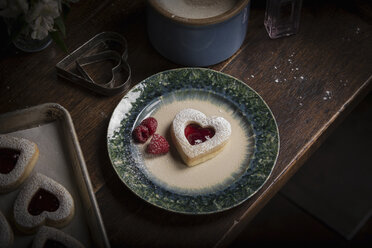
[
  {"left": 184, "top": 124, "right": 215, "bottom": 145},
  {"left": 28, "top": 189, "right": 60, "bottom": 216},
  {"left": 0, "top": 148, "right": 20, "bottom": 174}
]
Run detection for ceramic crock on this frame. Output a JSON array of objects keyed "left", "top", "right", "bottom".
[{"left": 146, "top": 0, "right": 250, "bottom": 66}]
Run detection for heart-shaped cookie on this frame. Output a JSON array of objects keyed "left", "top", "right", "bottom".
[
  {"left": 13, "top": 173, "right": 74, "bottom": 233},
  {"left": 0, "top": 210, "right": 13, "bottom": 248},
  {"left": 32, "top": 226, "right": 85, "bottom": 248},
  {"left": 0, "top": 135, "right": 39, "bottom": 193},
  {"left": 171, "top": 108, "right": 231, "bottom": 166}
]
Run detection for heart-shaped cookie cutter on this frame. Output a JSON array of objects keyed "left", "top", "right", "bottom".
[
  {"left": 56, "top": 32, "right": 131, "bottom": 96},
  {"left": 75, "top": 50, "right": 124, "bottom": 89}
]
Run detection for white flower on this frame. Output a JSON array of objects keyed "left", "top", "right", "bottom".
[
  {"left": 30, "top": 15, "right": 56, "bottom": 39},
  {"left": 26, "top": 0, "right": 60, "bottom": 40},
  {"left": 26, "top": 0, "right": 60, "bottom": 22},
  {"left": 0, "top": 0, "right": 29, "bottom": 18}
]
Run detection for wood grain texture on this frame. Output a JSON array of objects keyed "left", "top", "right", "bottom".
[
  {"left": 281, "top": 93, "right": 372, "bottom": 240},
  {"left": 0, "top": 0, "right": 371, "bottom": 247}
]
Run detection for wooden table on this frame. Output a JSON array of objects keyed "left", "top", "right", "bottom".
[{"left": 0, "top": 0, "right": 371, "bottom": 247}]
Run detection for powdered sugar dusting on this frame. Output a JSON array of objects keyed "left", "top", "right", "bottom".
[
  {"left": 32, "top": 226, "right": 84, "bottom": 248},
  {"left": 13, "top": 173, "right": 74, "bottom": 230},
  {"left": 172, "top": 109, "right": 231, "bottom": 159},
  {"left": 0, "top": 210, "right": 13, "bottom": 247},
  {"left": 0, "top": 135, "right": 38, "bottom": 190}
]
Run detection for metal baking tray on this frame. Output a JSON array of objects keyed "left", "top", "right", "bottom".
[{"left": 0, "top": 103, "right": 110, "bottom": 248}]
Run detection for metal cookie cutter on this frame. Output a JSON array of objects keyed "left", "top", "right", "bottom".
[{"left": 56, "top": 32, "right": 131, "bottom": 96}]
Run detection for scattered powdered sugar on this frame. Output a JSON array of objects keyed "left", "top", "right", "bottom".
[
  {"left": 268, "top": 51, "right": 348, "bottom": 106},
  {"left": 323, "top": 90, "right": 332, "bottom": 101},
  {"left": 271, "top": 51, "right": 306, "bottom": 84},
  {"left": 297, "top": 96, "right": 304, "bottom": 107},
  {"left": 342, "top": 26, "right": 362, "bottom": 41},
  {"left": 340, "top": 79, "right": 349, "bottom": 87}
]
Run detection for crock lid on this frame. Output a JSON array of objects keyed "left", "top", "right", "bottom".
[{"left": 148, "top": 0, "right": 250, "bottom": 26}]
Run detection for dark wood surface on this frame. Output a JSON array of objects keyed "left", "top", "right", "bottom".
[
  {"left": 280, "top": 92, "right": 372, "bottom": 240},
  {"left": 233, "top": 93, "right": 372, "bottom": 245},
  {"left": 0, "top": 0, "right": 371, "bottom": 247}
]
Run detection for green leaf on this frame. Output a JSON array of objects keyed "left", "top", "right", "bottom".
[
  {"left": 61, "top": 2, "right": 71, "bottom": 19},
  {"left": 50, "top": 31, "right": 68, "bottom": 53},
  {"left": 54, "top": 17, "right": 66, "bottom": 37}
]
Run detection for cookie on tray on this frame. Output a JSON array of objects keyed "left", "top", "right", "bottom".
[
  {"left": 32, "top": 226, "right": 85, "bottom": 248},
  {"left": 13, "top": 173, "right": 75, "bottom": 233},
  {"left": 0, "top": 210, "right": 14, "bottom": 248},
  {"left": 0, "top": 135, "right": 39, "bottom": 193}
]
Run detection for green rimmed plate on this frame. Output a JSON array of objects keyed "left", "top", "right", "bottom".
[{"left": 107, "top": 68, "right": 279, "bottom": 214}]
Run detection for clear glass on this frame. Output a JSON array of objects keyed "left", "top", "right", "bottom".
[
  {"left": 5, "top": 18, "right": 52, "bottom": 53},
  {"left": 264, "top": 0, "right": 303, "bottom": 39},
  {"left": 12, "top": 33, "right": 52, "bottom": 53}
]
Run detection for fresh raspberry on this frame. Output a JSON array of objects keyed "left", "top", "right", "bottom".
[
  {"left": 132, "top": 125, "right": 150, "bottom": 143},
  {"left": 146, "top": 134, "right": 169, "bottom": 155},
  {"left": 140, "top": 117, "right": 158, "bottom": 136}
]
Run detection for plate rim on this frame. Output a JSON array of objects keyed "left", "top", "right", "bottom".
[{"left": 107, "top": 67, "right": 280, "bottom": 214}]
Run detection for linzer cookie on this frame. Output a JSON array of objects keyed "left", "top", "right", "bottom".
[
  {"left": 0, "top": 135, "right": 39, "bottom": 193},
  {"left": 32, "top": 226, "right": 85, "bottom": 248},
  {"left": 13, "top": 173, "right": 74, "bottom": 233},
  {"left": 0, "top": 210, "right": 13, "bottom": 248},
  {"left": 171, "top": 108, "right": 231, "bottom": 166}
]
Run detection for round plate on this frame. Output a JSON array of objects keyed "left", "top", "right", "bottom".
[{"left": 107, "top": 68, "right": 279, "bottom": 214}]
